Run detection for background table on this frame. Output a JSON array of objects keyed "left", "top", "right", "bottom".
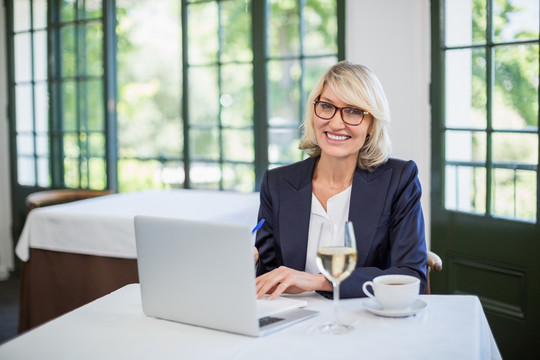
[
  {"left": 0, "top": 284, "right": 501, "bottom": 359},
  {"left": 15, "top": 189, "right": 260, "bottom": 332}
]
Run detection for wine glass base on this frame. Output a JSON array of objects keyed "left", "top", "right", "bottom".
[{"left": 318, "top": 321, "right": 354, "bottom": 335}]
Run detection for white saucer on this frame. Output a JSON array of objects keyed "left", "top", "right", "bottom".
[{"left": 362, "top": 299, "right": 427, "bottom": 318}]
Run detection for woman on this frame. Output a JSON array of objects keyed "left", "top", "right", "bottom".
[{"left": 255, "top": 61, "right": 427, "bottom": 299}]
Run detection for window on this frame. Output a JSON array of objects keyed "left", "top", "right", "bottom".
[
  {"left": 115, "top": 0, "right": 342, "bottom": 192},
  {"left": 10, "top": 0, "right": 113, "bottom": 190},
  {"left": 8, "top": 0, "right": 343, "bottom": 194},
  {"left": 440, "top": 0, "right": 539, "bottom": 222},
  {"left": 11, "top": 0, "right": 49, "bottom": 187}
]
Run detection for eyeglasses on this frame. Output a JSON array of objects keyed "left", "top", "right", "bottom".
[{"left": 313, "top": 100, "right": 369, "bottom": 126}]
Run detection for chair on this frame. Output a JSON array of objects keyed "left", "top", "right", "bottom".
[
  {"left": 25, "top": 189, "right": 112, "bottom": 211},
  {"left": 425, "top": 250, "right": 443, "bottom": 294}
]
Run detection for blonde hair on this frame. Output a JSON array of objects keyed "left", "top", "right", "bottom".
[{"left": 299, "top": 61, "right": 392, "bottom": 171}]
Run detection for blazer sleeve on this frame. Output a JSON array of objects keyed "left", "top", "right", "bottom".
[
  {"left": 255, "top": 170, "right": 282, "bottom": 276},
  {"left": 340, "top": 161, "right": 428, "bottom": 298}
]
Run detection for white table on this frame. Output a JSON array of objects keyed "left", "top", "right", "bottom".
[
  {"left": 16, "top": 189, "right": 261, "bottom": 260},
  {"left": 1, "top": 284, "right": 502, "bottom": 360},
  {"left": 15, "top": 189, "right": 261, "bottom": 332}
]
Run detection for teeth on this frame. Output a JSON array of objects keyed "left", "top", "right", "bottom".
[{"left": 327, "top": 133, "right": 349, "bottom": 141}]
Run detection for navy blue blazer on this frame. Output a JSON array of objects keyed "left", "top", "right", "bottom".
[{"left": 255, "top": 157, "right": 428, "bottom": 298}]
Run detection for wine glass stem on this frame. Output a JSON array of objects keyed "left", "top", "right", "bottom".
[{"left": 333, "top": 281, "right": 340, "bottom": 322}]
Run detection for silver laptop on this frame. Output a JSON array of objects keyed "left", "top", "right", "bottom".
[{"left": 134, "top": 215, "right": 318, "bottom": 336}]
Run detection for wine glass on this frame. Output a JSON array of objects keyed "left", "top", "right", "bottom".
[{"left": 316, "top": 221, "right": 357, "bottom": 334}]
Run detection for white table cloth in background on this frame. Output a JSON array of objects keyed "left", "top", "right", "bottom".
[
  {"left": 0, "top": 284, "right": 501, "bottom": 360},
  {"left": 16, "top": 189, "right": 261, "bottom": 261}
]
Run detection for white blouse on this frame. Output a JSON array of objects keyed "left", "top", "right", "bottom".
[{"left": 304, "top": 185, "right": 352, "bottom": 274}]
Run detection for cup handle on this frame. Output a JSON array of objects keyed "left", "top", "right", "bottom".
[{"left": 362, "top": 281, "right": 376, "bottom": 301}]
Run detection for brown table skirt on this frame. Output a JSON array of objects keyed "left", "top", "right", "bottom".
[{"left": 19, "top": 248, "right": 139, "bottom": 333}]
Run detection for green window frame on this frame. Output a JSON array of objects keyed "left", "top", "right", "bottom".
[
  {"left": 8, "top": 0, "right": 116, "bottom": 191},
  {"left": 7, "top": 0, "right": 344, "bottom": 195},
  {"left": 180, "top": 0, "right": 344, "bottom": 192},
  {"left": 432, "top": 0, "right": 539, "bottom": 223}
]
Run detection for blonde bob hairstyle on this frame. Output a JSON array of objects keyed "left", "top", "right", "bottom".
[{"left": 299, "top": 61, "right": 392, "bottom": 171}]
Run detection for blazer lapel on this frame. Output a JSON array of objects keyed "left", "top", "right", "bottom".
[
  {"left": 349, "top": 165, "right": 393, "bottom": 266},
  {"left": 279, "top": 158, "right": 315, "bottom": 271}
]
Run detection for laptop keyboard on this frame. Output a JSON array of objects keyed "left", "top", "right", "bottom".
[{"left": 259, "top": 316, "right": 284, "bottom": 327}]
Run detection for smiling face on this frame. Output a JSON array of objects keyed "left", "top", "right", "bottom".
[{"left": 314, "top": 85, "right": 372, "bottom": 162}]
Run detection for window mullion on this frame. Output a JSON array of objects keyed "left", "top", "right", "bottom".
[
  {"left": 104, "top": 0, "right": 117, "bottom": 191},
  {"left": 50, "top": 2, "right": 64, "bottom": 188},
  {"left": 485, "top": 0, "right": 493, "bottom": 217},
  {"left": 217, "top": 1, "right": 224, "bottom": 190},
  {"left": 252, "top": 0, "right": 268, "bottom": 191},
  {"left": 181, "top": 0, "right": 191, "bottom": 188}
]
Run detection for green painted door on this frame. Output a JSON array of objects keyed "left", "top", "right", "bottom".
[{"left": 430, "top": 1, "right": 539, "bottom": 358}]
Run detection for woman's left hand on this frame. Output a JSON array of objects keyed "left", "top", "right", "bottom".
[{"left": 255, "top": 266, "right": 332, "bottom": 300}]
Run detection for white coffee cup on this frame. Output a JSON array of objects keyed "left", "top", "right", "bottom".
[{"left": 362, "top": 275, "right": 420, "bottom": 310}]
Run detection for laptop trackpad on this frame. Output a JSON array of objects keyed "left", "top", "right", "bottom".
[{"left": 256, "top": 296, "right": 308, "bottom": 318}]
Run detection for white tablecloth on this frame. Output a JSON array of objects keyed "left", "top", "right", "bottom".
[
  {"left": 16, "top": 190, "right": 260, "bottom": 261},
  {"left": 0, "top": 284, "right": 501, "bottom": 360}
]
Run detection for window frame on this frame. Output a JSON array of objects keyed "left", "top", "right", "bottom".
[
  {"left": 7, "top": 0, "right": 345, "bottom": 194},
  {"left": 432, "top": 0, "right": 539, "bottom": 224}
]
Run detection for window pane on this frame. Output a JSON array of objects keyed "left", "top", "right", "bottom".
[
  {"left": 37, "top": 157, "right": 50, "bottom": 187},
  {"left": 17, "top": 134, "right": 34, "bottom": 156},
  {"left": 190, "top": 129, "right": 219, "bottom": 159},
  {"left": 223, "top": 163, "right": 254, "bottom": 192},
  {"left": 14, "top": 32, "right": 32, "bottom": 83},
  {"left": 64, "top": 133, "right": 79, "bottom": 157},
  {"left": 515, "top": 170, "right": 536, "bottom": 222},
  {"left": 87, "top": 80, "right": 104, "bottom": 131},
  {"left": 445, "top": 0, "right": 486, "bottom": 46},
  {"left": 268, "top": 60, "right": 301, "bottom": 126},
  {"left": 33, "top": 0, "right": 47, "bottom": 29},
  {"left": 34, "top": 82, "right": 48, "bottom": 132},
  {"left": 16, "top": 84, "right": 34, "bottom": 132},
  {"left": 445, "top": 130, "right": 486, "bottom": 162},
  {"left": 61, "top": 25, "right": 76, "bottom": 77},
  {"left": 190, "top": 162, "right": 221, "bottom": 189},
  {"left": 160, "top": 161, "right": 184, "bottom": 188},
  {"left": 85, "top": 22, "right": 104, "bottom": 76},
  {"left": 303, "top": 57, "right": 337, "bottom": 102},
  {"left": 64, "top": 157, "right": 79, "bottom": 188},
  {"left": 303, "top": 0, "right": 337, "bottom": 56},
  {"left": 492, "top": 133, "right": 538, "bottom": 164},
  {"left": 63, "top": 81, "right": 77, "bottom": 131},
  {"left": 445, "top": 165, "right": 486, "bottom": 214},
  {"left": 221, "top": 0, "right": 252, "bottom": 63},
  {"left": 117, "top": 0, "right": 182, "bottom": 161},
  {"left": 221, "top": 64, "right": 253, "bottom": 127},
  {"left": 268, "top": 0, "right": 300, "bottom": 57},
  {"left": 89, "top": 158, "right": 106, "bottom": 189},
  {"left": 82, "top": 0, "right": 103, "bottom": 19},
  {"left": 61, "top": 0, "right": 76, "bottom": 22},
  {"left": 188, "top": 1, "right": 218, "bottom": 65},
  {"left": 494, "top": 0, "right": 539, "bottom": 43},
  {"left": 268, "top": 128, "right": 301, "bottom": 164},
  {"left": 17, "top": 157, "right": 35, "bottom": 186},
  {"left": 34, "top": 30, "right": 48, "bottom": 81},
  {"left": 492, "top": 168, "right": 536, "bottom": 221},
  {"left": 36, "top": 134, "right": 48, "bottom": 156},
  {"left": 493, "top": 44, "right": 539, "bottom": 130},
  {"left": 223, "top": 129, "right": 253, "bottom": 162},
  {"left": 88, "top": 132, "right": 105, "bottom": 157},
  {"left": 189, "top": 67, "right": 219, "bottom": 126},
  {"left": 14, "top": 0, "right": 31, "bottom": 32},
  {"left": 118, "top": 159, "right": 165, "bottom": 192},
  {"left": 445, "top": 48, "right": 487, "bottom": 128}
]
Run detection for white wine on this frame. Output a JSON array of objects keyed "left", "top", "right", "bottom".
[{"left": 316, "top": 246, "right": 357, "bottom": 283}]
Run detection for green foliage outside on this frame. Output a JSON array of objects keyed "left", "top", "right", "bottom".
[{"left": 452, "top": 0, "right": 539, "bottom": 221}]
